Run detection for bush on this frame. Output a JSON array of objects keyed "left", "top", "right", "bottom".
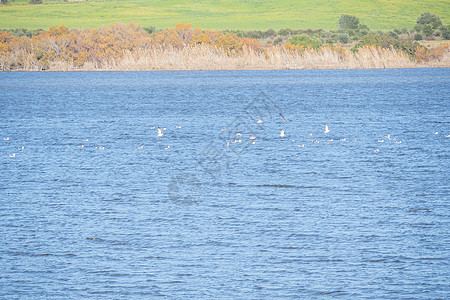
[
  {"left": 338, "top": 33, "right": 349, "bottom": 43},
  {"left": 443, "top": 28, "right": 450, "bottom": 40},
  {"left": 29, "top": 0, "right": 42, "bottom": 3},
  {"left": 278, "top": 29, "right": 292, "bottom": 36},
  {"left": 417, "top": 12, "right": 442, "bottom": 30},
  {"left": 144, "top": 26, "right": 156, "bottom": 34},
  {"left": 388, "top": 31, "right": 398, "bottom": 39},
  {"left": 264, "top": 29, "right": 276, "bottom": 38},
  {"left": 1, "top": 0, "right": 9, "bottom": 5},
  {"left": 352, "top": 34, "right": 420, "bottom": 57},
  {"left": 422, "top": 24, "right": 434, "bottom": 36},
  {"left": 273, "top": 37, "right": 283, "bottom": 45},
  {"left": 414, "top": 33, "right": 423, "bottom": 41},
  {"left": 289, "top": 34, "right": 322, "bottom": 49},
  {"left": 339, "top": 14, "right": 360, "bottom": 30}
]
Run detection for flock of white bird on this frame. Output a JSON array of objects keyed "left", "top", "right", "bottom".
[
  {"left": 217, "top": 116, "right": 450, "bottom": 154},
  {"left": 2, "top": 118, "right": 449, "bottom": 158}
]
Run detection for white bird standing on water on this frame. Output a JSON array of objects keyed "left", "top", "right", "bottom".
[
  {"left": 324, "top": 124, "right": 330, "bottom": 134},
  {"left": 157, "top": 127, "right": 163, "bottom": 137},
  {"left": 280, "top": 129, "right": 286, "bottom": 138}
]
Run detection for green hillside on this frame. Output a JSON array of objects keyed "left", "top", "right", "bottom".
[{"left": 0, "top": 0, "right": 449, "bottom": 30}]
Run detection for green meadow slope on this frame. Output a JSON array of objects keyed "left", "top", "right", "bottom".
[{"left": 0, "top": 0, "right": 449, "bottom": 30}]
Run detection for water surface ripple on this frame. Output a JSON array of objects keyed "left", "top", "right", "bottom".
[{"left": 0, "top": 69, "right": 449, "bottom": 298}]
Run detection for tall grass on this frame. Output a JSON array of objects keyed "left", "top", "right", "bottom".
[{"left": 3, "top": 44, "right": 446, "bottom": 71}]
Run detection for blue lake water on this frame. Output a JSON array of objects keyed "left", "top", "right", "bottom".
[{"left": 0, "top": 69, "right": 449, "bottom": 298}]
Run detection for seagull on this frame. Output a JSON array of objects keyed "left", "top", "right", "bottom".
[
  {"left": 374, "top": 149, "right": 380, "bottom": 152},
  {"left": 3, "top": 137, "right": 9, "bottom": 141},
  {"left": 378, "top": 139, "right": 384, "bottom": 143},
  {"left": 137, "top": 146, "right": 143, "bottom": 149},
  {"left": 149, "top": 126, "right": 155, "bottom": 129},
  {"left": 395, "top": 141, "right": 402, "bottom": 144},
  {"left": 235, "top": 133, "right": 242, "bottom": 137},
  {"left": 176, "top": 126, "right": 182, "bottom": 129},
  {"left": 17, "top": 146, "right": 24, "bottom": 150},
  {"left": 312, "top": 140, "right": 319, "bottom": 144},
  {"left": 433, "top": 132, "right": 438, "bottom": 135},
  {"left": 280, "top": 129, "right": 286, "bottom": 138},
  {"left": 9, "top": 153, "right": 15, "bottom": 158},
  {"left": 324, "top": 124, "right": 330, "bottom": 134},
  {"left": 445, "top": 135, "right": 450, "bottom": 138},
  {"left": 221, "top": 128, "right": 227, "bottom": 131},
  {"left": 257, "top": 118, "right": 263, "bottom": 124},
  {"left": 82, "top": 139, "right": 89, "bottom": 142},
  {"left": 249, "top": 135, "right": 256, "bottom": 140},
  {"left": 250, "top": 141, "right": 256, "bottom": 145},
  {"left": 77, "top": 145, "right": 84, "bottom": 148},
  {"left": 307, "top": 133, "right": 312, "bottom": 136},
  {"left": 164, "top": 145, "right": 171, "bottom": 150},
  {"left": 225, "top": 142, "right": 230, "bottom": 147},
  {"left": 297, "top": 144, "right": 305, "bottom": 148},
  {"left": 384, "top": 134, "right": 391, "bottom": 140},
  {"left": 279, "top": 113, "right": 286, "bottom": 122},
  {"left": 157, "top": 127, "right": 163, "bottom": 137},
  {"left": 96, "top": 146, "right": 105, "bottom": 150}
]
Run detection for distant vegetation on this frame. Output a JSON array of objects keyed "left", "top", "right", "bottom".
[
  {"left": 0, "top": 15, "right": 448, "bottom": 71},
  {"left": 1, "top": 0, "right": 449, "bottom": 71}
]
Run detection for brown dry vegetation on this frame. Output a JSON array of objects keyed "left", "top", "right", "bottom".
[{"left": 0, "top": 23, "right": 449, "bottom": 71}]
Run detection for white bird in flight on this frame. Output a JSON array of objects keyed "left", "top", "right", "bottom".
[
  {"left": 280, "top": 129, "right": 286, "bottom": 138},
  {"left": 157, "top": 127, "right": 163, "bottom": 137},
  {"left": 324, "top": 124, "right": 330, "bottom": 134},
  {"left": 257, "top": 118, "right": 263, "bottom": 124}
]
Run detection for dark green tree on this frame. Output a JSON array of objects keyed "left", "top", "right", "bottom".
[
  {"left": 417, "top": 12, "right": 442, "bottom": 29},
  {"left": 339, "top": 14, "right": 360, "bottom": 30}
]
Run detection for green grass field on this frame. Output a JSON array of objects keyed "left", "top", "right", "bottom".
[{"left": 0, "top": 0, "right": 449, "bottom": 31}]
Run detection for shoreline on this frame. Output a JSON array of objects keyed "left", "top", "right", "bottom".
[{"left": 2, "top": 65, "right": 449, "bottom": 72}]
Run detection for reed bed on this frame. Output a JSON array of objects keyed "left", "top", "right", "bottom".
[
  {"left": 84, "top": 45, "right": 449, "bottom": 71},
  {"left": 1, "top": 42, "right": 449, "bottom": 71}
]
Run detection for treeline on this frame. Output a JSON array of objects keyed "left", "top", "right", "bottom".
[{"left": 0, "top": 22, "right": 449, "bottom": 71}]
